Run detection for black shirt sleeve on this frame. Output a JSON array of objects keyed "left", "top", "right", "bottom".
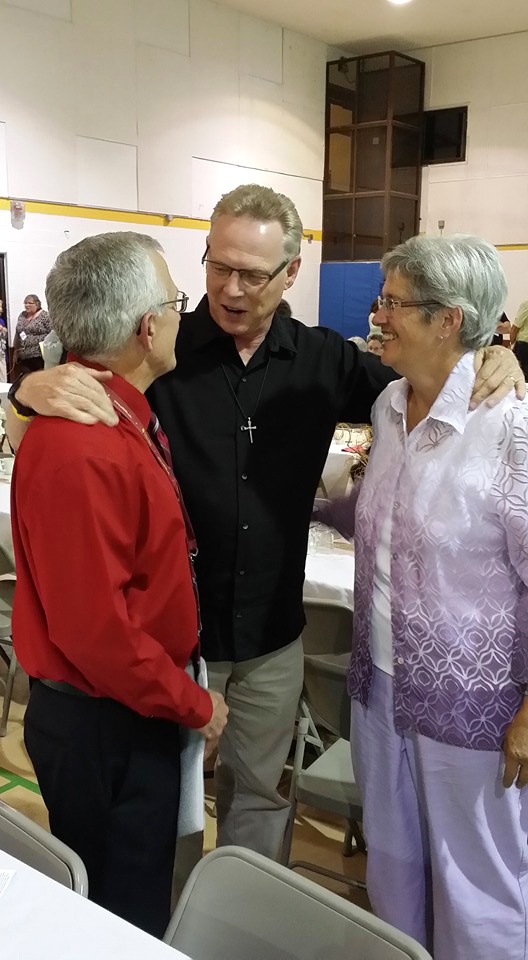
[{"left": 336, "top": 338, "right": 399, "bottom": 424}]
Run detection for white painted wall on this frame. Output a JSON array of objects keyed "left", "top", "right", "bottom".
[
  {"left": 413, "top": 31, "right": 528, "bottom": 317},
  {"left": 0, "top": 0, "right": 325, "bottom": 330}
]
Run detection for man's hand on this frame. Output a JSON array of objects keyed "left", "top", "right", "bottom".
[
  {"left": 503, "top": 700, "right": 528, "bottom": 788},
  {"left": 198, "top": 689, "right": 229, "bottom": 760},
  {"left": 470, "top": 346, "right": 526, "bottom": 409},
  {"left": 17, "top": 364, "right": 118, "bottom": 426}
]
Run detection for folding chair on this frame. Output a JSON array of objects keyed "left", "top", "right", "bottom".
[
  {"left": 0, "top": 800, "right": 88, "bottom": 894},
  {"left": 164, "top": 846, "right": 432, "bottom": 960},
  {"left": 281, "top": 651, "right": 365, "bottom": 888},
  {"left": 0, "top": 564, "right": 16, "bottom": 737},
  {"left": 299, "top": 598, "right": 354, "bottom": 755}
]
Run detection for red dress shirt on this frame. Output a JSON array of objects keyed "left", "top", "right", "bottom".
[{"left": 11, "top": 367, "right": 212, "bottom": 729}]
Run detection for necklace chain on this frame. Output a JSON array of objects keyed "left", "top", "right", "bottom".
[{"left": 221, "top": 357, "right": 271, "bottom": 444}]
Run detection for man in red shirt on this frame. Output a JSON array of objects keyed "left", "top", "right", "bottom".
[{"left": 11, "top": 232, "right": 228, "bottom": 938}]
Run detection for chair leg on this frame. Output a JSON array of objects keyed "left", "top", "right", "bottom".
[
  {"left": 343, "top": 819, "right": 366, "bottom": 856},
  {"left": 0, "top": 646, "right": 17, "bottom": 737},
  {"left": 288, "top": 859, "right": 367, "bottom": 892}
]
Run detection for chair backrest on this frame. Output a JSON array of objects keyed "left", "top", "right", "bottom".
[
  {"left": 0, "top": 546, "right": 15, "bottom": 578},
  {"left": 0, "top": 800, "right": 88, "bottom": 895},
  {"left": 0, "top": 577, "right": 14, "bottom": 640},
  {"left": 164, "top": 846, "right": 432, "bottom": 960},
  {"left": 302, "top": 598, "right": 353, "bottom": 657},
  {"left": 303, "top": 652, "right": 350, "bottom": 739}
]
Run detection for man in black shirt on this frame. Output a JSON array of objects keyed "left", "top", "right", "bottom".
[{"left": 9, "top": 186, "right": 525, "bottom": 868}]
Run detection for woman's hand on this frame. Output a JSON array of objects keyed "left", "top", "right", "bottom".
[
  {"left": 470, "top": 347, "right": 525, "bottom": 409},
  {"left": 503, "top": 699, "right": 528, "bottom": 788}
]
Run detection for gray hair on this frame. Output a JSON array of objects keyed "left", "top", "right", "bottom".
[
  {"left": 45, "top": 232, "right": 166, "bottom": 361},
  {"left": 381, "top": 235, "right": 507, "bottom": 350},
  {"left": 210, "top": 184, "right": 303, "bottom": 258}
]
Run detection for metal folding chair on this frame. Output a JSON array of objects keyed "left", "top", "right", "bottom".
[
  {"left": 282, "top": 652, "right": 365, "bottom": 888},
  {"left": 0, "top": 800, "right": 88, "bottom": 894},
  {"left": 164, "top": 846, "right": 432, "bottom": 960},
  {"left": 0, "top": 571, "right": 16, "bottom": 737}
]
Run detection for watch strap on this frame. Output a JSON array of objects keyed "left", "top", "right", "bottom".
[{"left": 8, "top": 373, "right": 36, "bottom": 418}]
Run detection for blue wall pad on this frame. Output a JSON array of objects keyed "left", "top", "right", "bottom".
[{"left": 319, "top": 261, "right": 383, "bottom": 339}]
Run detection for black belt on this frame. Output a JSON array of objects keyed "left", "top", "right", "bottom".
[{"left": 38, "top": 678, "right": 92, "bottom": 698}]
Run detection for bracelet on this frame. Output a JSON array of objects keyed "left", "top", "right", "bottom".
[
  {"left": 7, "top": 373, "right": 37, "bottom": 419},
  {"left": 10, "top": 402, "right": 33, "bottom": 422}
]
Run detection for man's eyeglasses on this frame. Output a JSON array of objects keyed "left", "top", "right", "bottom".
[
  {"left": 162, "top": 292, "right": 188, "bottom": 313},
  {"left": 377, "top": 296, "right": 443, "bottom": 312},
  {"left": 201, "top": 246, "right": 289, "bottom": 288}
]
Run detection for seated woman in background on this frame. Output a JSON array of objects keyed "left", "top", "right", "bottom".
[
  {"left": 320, "top": 235, "right": 528, "bottom": 960},
  {"left": 492, "top": 310, "right": 511, "bottom": 346},
  {"left": 13, "top": 294, "right": 51, "bottom": 377},
  {"left": 366, "top": 332, "right": 383, "bottom": 356},
  {"left": 511, "top": 300, "right": 528, "bottom": 379}
]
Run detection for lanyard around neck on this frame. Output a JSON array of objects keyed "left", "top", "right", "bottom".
[{"left": 105, "top": 387, "right": 198, "bottom": 556}]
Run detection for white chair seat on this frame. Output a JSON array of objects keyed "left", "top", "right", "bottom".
[{"left": 296, "top": 737, "right": 362, "bottom": 820}]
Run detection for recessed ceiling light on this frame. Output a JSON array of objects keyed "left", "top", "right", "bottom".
[{"left": 387, "top": 0, "right": 413, "bottom": 5}]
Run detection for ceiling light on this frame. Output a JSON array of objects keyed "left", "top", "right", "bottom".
[{"left": 387, "top": 0, "right": 413, "bottom": 5}]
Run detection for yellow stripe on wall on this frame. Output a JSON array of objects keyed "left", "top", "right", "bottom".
[{"left": 0, "top": 196, "right": 322, "bottom": 241}]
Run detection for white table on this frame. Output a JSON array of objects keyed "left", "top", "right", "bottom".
[
  {"left": 304, "top": 542, "right": 355, "bottom": 610},
  {"left": 0, "top": 851, "right": 190, "bottom": 960},
  {"left": 320, "top": 444, "right": 359, "bottom": 498}
]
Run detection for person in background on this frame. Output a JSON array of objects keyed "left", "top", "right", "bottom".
[
  {"left": 13, "top": 294, "right": 51, "bottom": 377},
  {"left": 11, "top": 232, "right": 228, "bottom": 937},
  {"left": 0, "top": 299, "right": 7, "bottom": 381},
  {"left": 492, "top": 310, "right": 511, "bottom": 346},
  {"left": 511, "top": 300, "right": 528, "bottom": 379},
  {"left": 368, "top": 297, "right": 382, "bottom": 335},
  {"left": 348, "top": 335, "right": 368, "bottom": 351},
  {"left": 366, "top": 333, "right": 383, "bottom": 356},
  {"left": 6, "top": 186, "right": 525, "bottom": 882},
  {"left": 276, "top": 298, "right": 292, "bottom": 318},
  {"left": 322, "top": 235, "right": 528, "bottom": 960}
]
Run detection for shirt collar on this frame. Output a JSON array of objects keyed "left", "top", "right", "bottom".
[
  {"left": 184, "top": 295, "right": 297, "bottom": 356},
  {"left": 67, "top": 353, "right": 152, "bottom": 428},
  {"left": 390, "top": 351, "right": 476, "bottom": 435}
]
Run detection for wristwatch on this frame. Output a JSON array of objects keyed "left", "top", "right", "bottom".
[{"left": 8, "top": 373, "right": 36, "bottom": 419}]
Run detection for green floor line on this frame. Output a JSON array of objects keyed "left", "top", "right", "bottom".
[{"left": 0, "top": 766, "right": 41, "bottom": 795}]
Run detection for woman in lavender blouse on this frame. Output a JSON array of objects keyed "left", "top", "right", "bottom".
[{"left": 325, "top": 235, "right": 528, "bottom": 960}]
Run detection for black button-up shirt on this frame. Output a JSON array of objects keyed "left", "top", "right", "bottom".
[{"left": 148, "top": 296, "right": 395, "bottom": 663}]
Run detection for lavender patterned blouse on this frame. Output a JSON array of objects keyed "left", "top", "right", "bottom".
[{"left": 345, "top": 351, "right": 528, "bottom": 751}]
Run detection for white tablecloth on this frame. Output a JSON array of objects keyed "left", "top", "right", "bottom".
[
  {"left": 0, "top": 479, "right": 13, "bottom": 567},
  {"left": 0, "top": 851, "right": 190, "bottom": 960},
  {"left": 304, "top": 544, "right": 355, "bottom": 610},
  {"left": 320, "top": 444, "right": 358, "bottom": 498}
]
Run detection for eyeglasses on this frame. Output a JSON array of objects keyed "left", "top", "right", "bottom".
[
  {"left": 377, "top": 296, "right": 443, "bottom": 312},
  {"left": 162, "top": 292, "right": 188, "bottom": 313},
  {"left": 201, "top": 246, "right": 289, "bottom": 288}
]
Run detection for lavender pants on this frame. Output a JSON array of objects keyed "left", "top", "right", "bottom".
[{"left": 350, "top": 667, "right": 528, "bottom": 960}]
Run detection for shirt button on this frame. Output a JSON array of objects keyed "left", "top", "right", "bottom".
[
  {"left": 397, "top": 657, "right": 404, "bottom": 665},
  {"left": 241, "top": 473, "right": 248, "bottom": 481},
  {"left": 238, "top": 569, "right": 246, "bottom": 576},
  {"left": 241, "top": 377, "right": 247, "bottom": 383},
  {"left": 392, "top": 552, "right": 398, "bottom": 560},
  {"left": 394, "top": 502, "right": 399, "bottom": 509},
  {"left": 242, "top": 523, "right": 249, "bottom": 530},
  {"left": 235, "top": 611, "right": 243, "bottom": 619}
]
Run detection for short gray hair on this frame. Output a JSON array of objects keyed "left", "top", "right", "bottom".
[
  {"left": 381, "top": 235, "right": 507, "bottom": 350},
  {"left": 46, "top": 232, "right": 166, "bottom": 361},
  {"left": 210, "top": 184, "right": 303, "bottom": 258}
]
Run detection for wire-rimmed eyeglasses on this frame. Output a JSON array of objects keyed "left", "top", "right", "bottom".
[
  {"left": 201, "top": 246, "right": 289, "bottom": 288},
  {"left": 377, "top": 295, "right": 443, "bottom": 312},
  {"left": 162, "top": 292, "right": 188, "bottom": 313}
]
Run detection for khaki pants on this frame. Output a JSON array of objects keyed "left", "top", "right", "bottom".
[{"left": 171, "top": 638, "right": 304, "bottom": 904}]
